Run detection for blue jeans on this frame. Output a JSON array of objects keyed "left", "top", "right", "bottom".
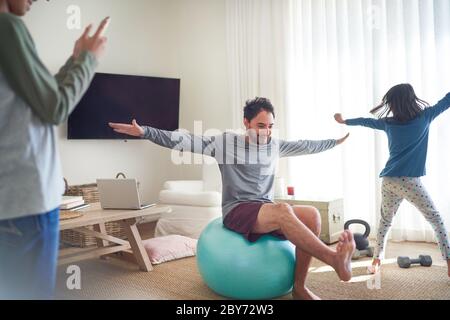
[{"left": 0, "top": 208, "right": 59, "bottom": 300}]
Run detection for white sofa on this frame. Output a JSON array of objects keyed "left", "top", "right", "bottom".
[{"left": 155, "top": 161, "right": 222, "bottom": 239}]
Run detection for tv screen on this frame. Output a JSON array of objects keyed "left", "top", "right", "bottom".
[{"left": 68, "top": 73, "right": 180, "bottom": 140}]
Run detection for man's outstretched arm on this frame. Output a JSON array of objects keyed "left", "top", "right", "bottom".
[
  {"left": 109, "top": 120, "right": 215, "bottom": 154},
  {"left": 278, "top": 133, "right": 349, "bottom": 158}
]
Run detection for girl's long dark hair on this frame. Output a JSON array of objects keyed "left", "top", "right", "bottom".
[{"left": 370, "top": 84, "right": 429, "bottom": 122}]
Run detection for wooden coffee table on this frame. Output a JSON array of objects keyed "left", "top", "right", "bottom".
[{"left": 58, "top": 203, "right": 171, "bottom": 272}]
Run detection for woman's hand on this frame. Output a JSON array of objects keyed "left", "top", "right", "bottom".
[
  {"left": 336, "top": 133, "right": 350, "bottom": 145},
  {"left": 334, "top": 113, "right": 346, "bottom": 124},
  {"left": 73, "top": 17, "right": 109, "bottom": 60},
  {"left": 109, "top": 119, "right": 145, "bottom": 137}
]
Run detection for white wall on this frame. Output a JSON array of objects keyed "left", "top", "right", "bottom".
[
  {"left": 23, "top": 0, "right": 230, "bottom": 203},
  {"left": 169, "top": 0, "right": 232, "bottom": 179}
]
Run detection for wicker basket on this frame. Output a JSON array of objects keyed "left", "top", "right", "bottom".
[{"left": 60, "top": 179, "right": 127, "bottom": 248}]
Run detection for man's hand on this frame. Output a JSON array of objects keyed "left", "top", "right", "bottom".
[
  {"left": 73, "top": 17, "right": 109, "bottom": 60},
  {"left": 109, "top": 119, "right": 145, "bottom": 137},
  {"left": 336, "top": 133, "right": 350, "bottom": 145},
  {"left": 334, "top": 113, "right": 346, "bottom": 124}
]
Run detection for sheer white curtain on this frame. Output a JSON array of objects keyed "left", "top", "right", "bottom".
[
  {"left": 226, "top": 0, "right": 450, "bottom": 241},
  {"left": 226, "top": 0, "right": 292, "bottom": 176}
]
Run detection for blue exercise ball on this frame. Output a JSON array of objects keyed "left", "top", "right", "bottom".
[{"left": 197, "top": 218, "right": 296, "bottom": 300}]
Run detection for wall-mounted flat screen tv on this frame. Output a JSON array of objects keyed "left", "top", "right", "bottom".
[{"left": 68, "top": 73, "right": 180, "bottom": 140}]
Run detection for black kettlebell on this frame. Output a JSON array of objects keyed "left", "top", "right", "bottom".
[{"left": 344, "top": 219, "right": 370, "bottom": 250}]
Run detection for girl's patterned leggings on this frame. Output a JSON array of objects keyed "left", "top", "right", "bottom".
[{"left": 374, "top": 177, "right": 450, "bottom": 261}]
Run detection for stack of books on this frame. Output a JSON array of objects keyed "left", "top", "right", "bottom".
[{"left": 60, "top": 196, "right": 90, "bottom": 211}]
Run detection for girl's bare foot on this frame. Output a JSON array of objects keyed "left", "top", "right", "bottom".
[
  {"left": 333, "top": 230, "right": 355, "bottom": 282},
  {"left": 292, "top": 286, "right": 322, "bottom": 300},
  {"left": 368, "top": 258, "right": 381, "bottom": 274}
]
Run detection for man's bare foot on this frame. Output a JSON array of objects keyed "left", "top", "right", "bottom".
[
  {"left": 333, "top": 230, "right": 355, "bottom": 282},
  {"left": 368, "top": 258, "right": 381, "bottom": 274},
  {"left": 292, "top": 286, "right": 322, "bottom": 300}
]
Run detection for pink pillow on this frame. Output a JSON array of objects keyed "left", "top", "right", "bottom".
[{"left": 142, "top": 235, "right": 198, "bottom": 265}]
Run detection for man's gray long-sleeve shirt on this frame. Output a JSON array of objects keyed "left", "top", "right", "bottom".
[{"left": 143, "top": 126, "right": 337, "bottom": 219}]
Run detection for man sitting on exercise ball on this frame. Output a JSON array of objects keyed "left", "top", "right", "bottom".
[{"left": 109, "top": 97, "right": 356, "bottom": 300}]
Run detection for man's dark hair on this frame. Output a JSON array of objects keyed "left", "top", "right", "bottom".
[{"left": 243, "top": 97, "right": 275, "bottom": 121}]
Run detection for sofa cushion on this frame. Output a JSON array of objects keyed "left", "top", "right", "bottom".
[
  {"left": 159, "top": 190, "right": 221, "bottom": 207},
  {"left": 163, "top": 181, "right": 204, "bottom": 192}
]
